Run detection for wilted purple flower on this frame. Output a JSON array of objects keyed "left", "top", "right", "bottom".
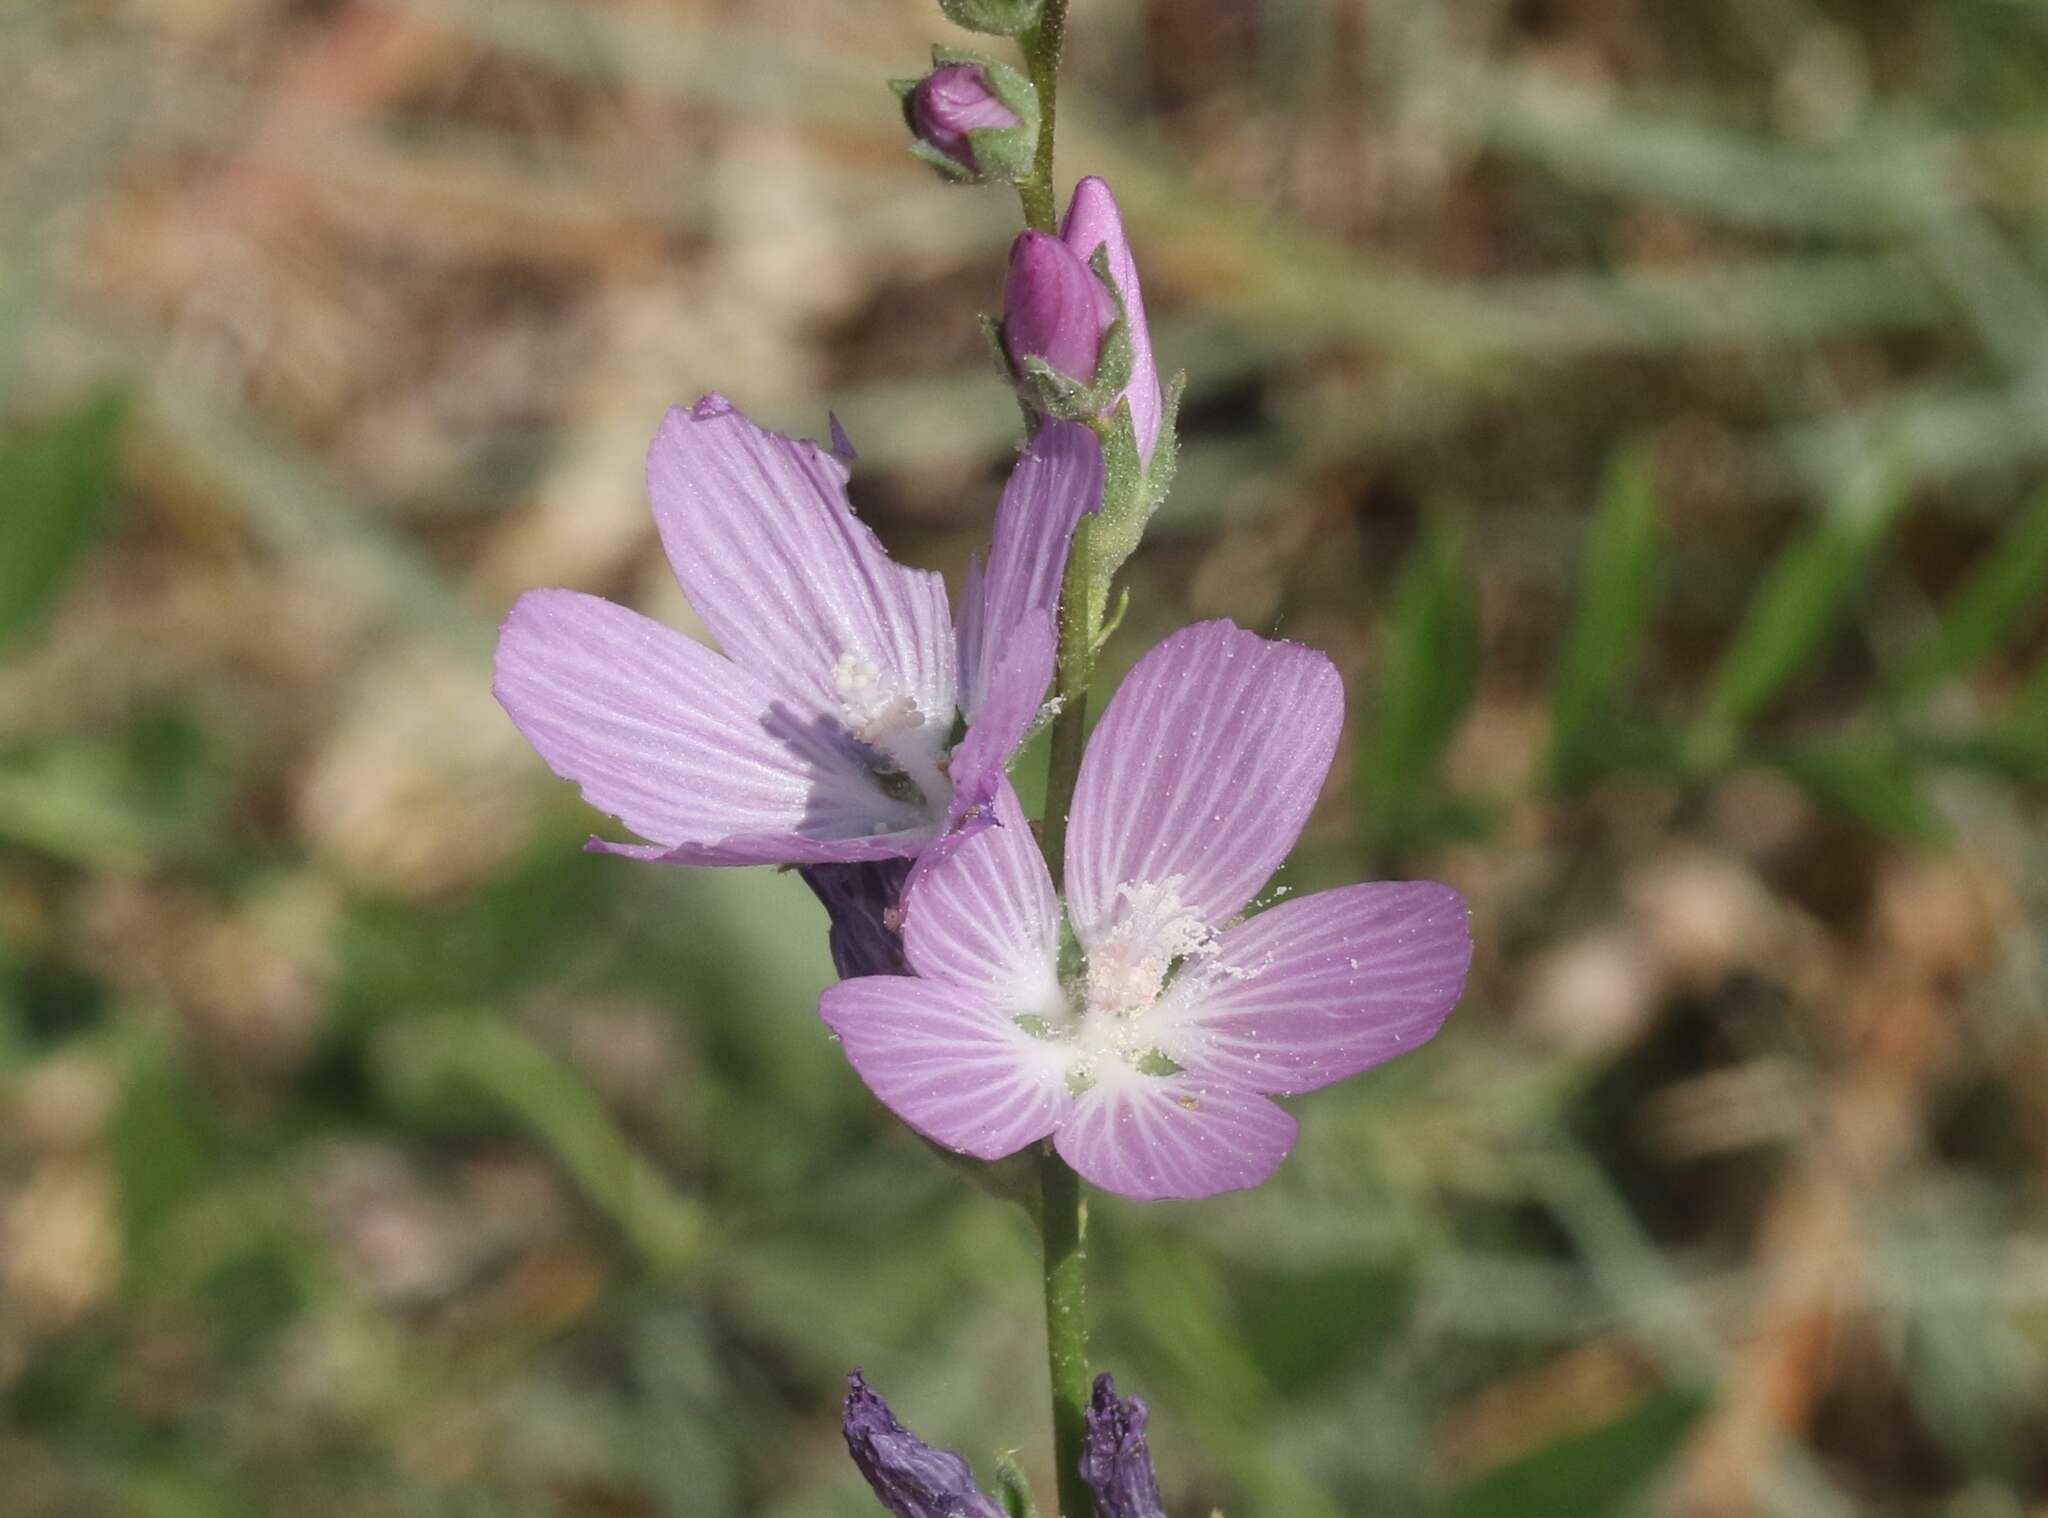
[
  {"left": 908, "top": 63, "right": 1021, "bottom": 174},
  {"left": 1003, "top": 229, "right": 1117, "bottom": 384},
  {"left": 843, "top": 1371, "right": 1006, "bottom": 1518},
  {"left": 802, "top": 858, "right": 912, "bottom": 979},
  {"left": 820, "top": 620, "right": 1473, "bottom": 1201},
  {"left": 1082, "top": 1374, "right": 1165, "bottom": 1518},
  {"left": 495, "top": 398, "right": 1102, "bottom": 867}
]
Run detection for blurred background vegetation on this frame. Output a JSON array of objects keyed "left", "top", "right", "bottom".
[{"left": 5, "top": 0, "right": 2048, "bottom": 1513}]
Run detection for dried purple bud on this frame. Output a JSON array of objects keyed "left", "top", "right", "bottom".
[
  {"left": 1081, "top": 1373, "right": 1166, "bottom": 1518},
  {"left": 1002, "top": 229, "right": 1117, "bottom": 384},
  {"left": 800, "top": 859, "right": 912, "bottom": 979},
  {"left": 843, "top": 1371, "right": 1007, "bottom": 1518},
  {"left": 910, "top": 64, "right": 1019, "bottom": 173}
]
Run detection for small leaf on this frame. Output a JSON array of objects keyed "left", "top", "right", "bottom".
[
  {"left": 1359, "top": 507, "right": 1481, "bottom": 846},
  {"left": 1890, "top": 485, "right": 2048, "bottom": 705},
  {"left": 1697, "top": 456, "right": 1906, "bottom": 737},
  {"left": 0, "top": 393, "right": 127, "bottom": 648},
  {"left": 995, "top": 1453, "right": 1041, "bottom": 1518},
  {"left": 938, "top": 0, "right": 1043, "bottom": 37},
  {"left": 1443, "top": 1386, "right": 1711, "bottom": 1518},
  {"left": 1548, "top": 443, "right": 1663, "bottom": 790}
]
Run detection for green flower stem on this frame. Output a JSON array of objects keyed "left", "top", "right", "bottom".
[
  {"left": 1015, "top": 0, "right": 1069, "bottom": 234},
  {"left": 1038, "top": 1144, "right": 1092, "bottom": 1518},
  {"left": 1014, "top": 5, "right": 1091, "bottom": 1512}
]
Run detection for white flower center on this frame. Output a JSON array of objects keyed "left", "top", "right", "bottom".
[
  {"left": 831, "top": 651, "right": 951, "bottom": 822},
  {"left": 1083, "top": 877, "right": 1215, "bottom": 1018}
]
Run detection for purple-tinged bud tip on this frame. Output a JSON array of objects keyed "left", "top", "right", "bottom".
[
  {"left": 843, "top": 1371, "right": 1007, "bottom": 1518},
  {"left": 1003, "top": 230, "right": 1117, "bottom": 384},
  {"left": 910, "top": 64, "right": 1020, "bottom": 173},
  {"left": 1081, "top": 1373, "right": 1167, "bottom": 1518},
  {"left": 1058, "top": 178, "right": 1163, "bottom": 463}
]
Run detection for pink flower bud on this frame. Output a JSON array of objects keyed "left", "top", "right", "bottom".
[
  {"left": 908, "top": 63, "right": 1020, "bottom": 174},
  {"left": 1060, "top": 177, "right": 1163, "bottom": 463},
  {"left": 1002, "top": 229, "right": 1117, "bottom": 384}
]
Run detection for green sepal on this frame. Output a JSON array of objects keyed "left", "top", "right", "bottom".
[
  {"left": 995, "top": 1455, "right": 1042, "bottom": 1518},
  {"left": 938, "top": 0, "right": 1044, "bottom": 37},
  {"left": 908, "top": 136, "right": 979, "bottom": 181}
]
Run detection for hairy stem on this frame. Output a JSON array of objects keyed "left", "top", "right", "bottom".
[
  {"left": 1015, "top": 0, "right": 1069, "bottom": 234},
  {"left": 1015, "top": 5, "right": 1090, "bottom": 1511},
  {"left": 1038, "top": 1146, "right": 1092, "bottom": 1518}
]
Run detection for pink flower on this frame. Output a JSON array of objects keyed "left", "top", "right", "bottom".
[
  {"left": 820, "top": 621, "right": 1473, "bottom": 1201},
  {"left": 493, "top": 398, "right": 1102, "bottom": 866}
]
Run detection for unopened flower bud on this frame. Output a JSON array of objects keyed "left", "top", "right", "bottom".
[
  {"left": 843, "top": 1372, "right": 1006, "bottom": 1518},
  {"left": 896, "top": 53, "right": 1038, "bottom": 184},
  {"left": 1002, "top": 229, "right": 1116, "bottom": 384},
  {"left": 1059, "top": 178, "right": 1163, "bottom": 465},
  {"left": 1081, "top": 1373, "right": 1167, "bottom": 1518}
]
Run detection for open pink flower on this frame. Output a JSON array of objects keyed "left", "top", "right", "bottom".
[
  {"left": 493, "top": 397, "right": 1102, "bottom": 866},
  {"left": 820, "top": 620, "right": 1472, "bottom": 1201}
]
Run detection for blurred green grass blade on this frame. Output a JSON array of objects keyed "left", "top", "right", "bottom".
[
  {"left": 1907, "top": 727, "right": 2048, "bottom": 784},
  {"left": 1548, "top": 443, "right": 1664, "bottom": 790},
  {"left": 0, "top": 392, "right": 126, "bottom": 648},
  {"left": 1360, "top": 508, "right": 1480, "bottom": 842},
  {"left": 1244, "top": 1259, "right": 1414, "bottom": 1396},
  {"left": 1442, "top": 1386, "right": 1710, "bottom": 1518},
  {"left": 1889, "top": 486, "right": 2048, "bottom": 705},
  {"left": 112, "top": 1033, "right": 222, "bottom": 1254},
  {"left": 376, "top": 1013, "right": 706, "bottom": 1274},
  {"left": 1696, "top": 457, "right": 1908, "bottom": 740},
  {"left": 1770, "top": 740, "right": 1943, "bottom": 840}
]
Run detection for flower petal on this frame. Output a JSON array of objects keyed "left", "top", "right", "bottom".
[
  {"left": 1065, "top": 620, "right": 1343, "bottom": 948},
  {"left": 1061, "top": 177, "right": 1162, "bottom": 463},
  {"left": 947, "top": 607, "right": 1054, "bottom": 825},
  {"left": 1155, "top": 882, "right": 1471, "bottom": 1095},
  {"left": 820, "top": 975, "right": 1073, "bottom": 1161},
  {"left": 646, "top": 395, "right": 956, "bottom": 738},
  {"left": 900, "top": 777, "right": 1062, "bottom": 1007},
  {"left": 1054, "top": 1068, "right": 1296, "bottom": 1201},
  {"left": 493, "top": 588, "right": 927, "bottom": 859},
  {"left": 958, "top": 421, "right": 1102, "bottom": 721}
]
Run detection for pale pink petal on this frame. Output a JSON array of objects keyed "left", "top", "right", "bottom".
[
  {"left": 958, "top": 422, "right": 1102, "bottom": 721},
  {"left": 947, "top": 608, "right": 1054, "bottom": 824},
  {"left": 1064, "top": 620, "right": 1343, "bottom": 948},
  {"left": 646, "top": 395, "right": 956, "bottom": 738},
  {"left": 494, "top": 588, "right": 929, "bottom": 858},
  {"left": 1053, "top": 1072, "right": 1297, "bottom": 1201},
  {"left": 900, "top": 778, "right": 1062, "bottom": 1008},
  {"left": 1154, "top": 882, "right": 1471, "bottom": 1094},
  {"left": 820, "top": 976, "right": 1074, "bottom": 1161},
  {"left": 1060, "top": 178, "right": 1162, "bottom": 462}
]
